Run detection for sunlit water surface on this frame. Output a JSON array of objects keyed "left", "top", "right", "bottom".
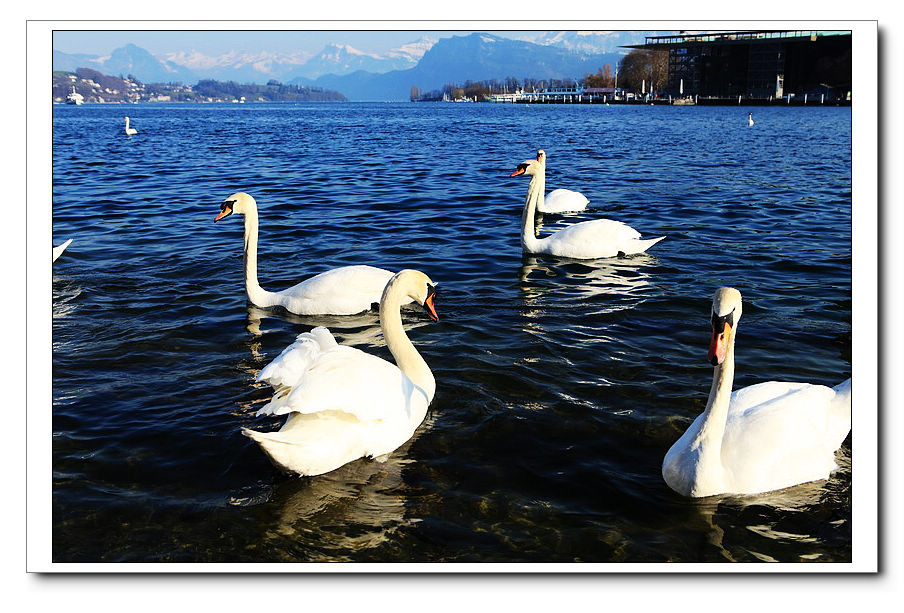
[{"left": 51, "top": 102, "right": 852, "bottom": 563}]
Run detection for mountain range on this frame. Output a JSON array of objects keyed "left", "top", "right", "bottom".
[{"left": 53, "top": 31, "right": 652, "bottom": 101}]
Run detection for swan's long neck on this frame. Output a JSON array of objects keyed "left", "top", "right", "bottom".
[
  {"left": 520, "top": 171, "right": 545, "bottom": 252},
  {"left": 692, "top": 337, "right": 736, "bottom": 469},
  {"left": 241, "top": 205, "right": 276, "bottom": 307},
  {"left": 380, "top": 284, "right": 435, "bottom": 402}
]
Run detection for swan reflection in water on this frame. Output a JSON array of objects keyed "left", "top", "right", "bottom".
[
  {"left": 656, "top": 444, "right": 851, "bottom": 562},
  {"left": 518, "top": 253, "right": 656, "bottom": 323},
  {"left": 52, "top": 274, "right": 83, "bottom": 324},
  {"left": 230, "top": 415, "right": 435, "bottom": 560}
]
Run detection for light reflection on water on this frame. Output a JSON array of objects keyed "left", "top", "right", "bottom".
[{"left": 51, "top": 102, "right": 852, "bottom": 564}]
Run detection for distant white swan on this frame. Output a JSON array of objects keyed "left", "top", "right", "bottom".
[
  {"left": 662, "top": 287, "right": 852, "bottom": 497},
  {"left": 53, "top": 238, "right": 73, "bottom": 262},
  {"left": 215, "top": 192, "right": 406, "bottom": 315},
  {"left": 510, "top": 150, "right": 665, "bottom": 258},
  {"left": 534, "top": 150, "right": 589, "bottom": 214},
  {"left": 243, "top": 269, "right": 439, "bottom": 476},
  {"left": 747, "top": 112, "right": 754, "bottom": 127},
  {"left": 124, "top": 116, "right": 138, "bottom": 135}
]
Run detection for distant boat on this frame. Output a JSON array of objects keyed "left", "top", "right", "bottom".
[{"left": 65, "top": 86, "right": 84, "bottom": 105}]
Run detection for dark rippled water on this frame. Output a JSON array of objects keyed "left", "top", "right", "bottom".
[{"left": 51, "top": 102, "right": 852, "bottom": 564}]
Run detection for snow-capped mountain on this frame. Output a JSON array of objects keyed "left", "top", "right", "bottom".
[
  {"left": 305, "top": 32, "right": 624, "bottom": 101},
  {"left": 283, "top": 39, "right": 430, "bottom": 80},
  {"left": 530, "top": 30, "right": 664, "bottom": 55},
  {"left": 53, "top": 36, "right": 437, "bottom": 85}
]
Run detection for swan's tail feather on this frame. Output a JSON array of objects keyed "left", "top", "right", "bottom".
[
  {"left": 241, "top": 427, "right": 348, "bottom": 476},
  {"left": 626, "top": 235, "right": 666, "bottom": 255},
  {"left": 53, "top": 238, "right": 73, "bottom": 262},
  {"left": 242, "top": 427, "right": 295, "bottom": 446}
]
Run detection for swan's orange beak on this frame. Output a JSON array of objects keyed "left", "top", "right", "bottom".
[
  {"left": 214, "top": 203, "right": 233, "bottom": 222},
  {"left": 424, "top": 286, "right": 439, "bottom": 322},
  {"left": 510, "top": 162, "right": 528, "bottom": 177},
  {"left": 708, "top": 320, "right": 732, "bottom": 366}
]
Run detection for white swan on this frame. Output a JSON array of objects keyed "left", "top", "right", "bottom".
[
  {"left": 747, "top": 112, "right": 754, "bottom": 127},
  {"left": 534, "top": 150, "right": 589, "bottom": 213},
  {"left": 662, "top": 287, "right": 852, "bottom": 497},
  {"left": 124, "top": 116, "right": 138, "bottom": 136},
  {"left": 52, "top": 238, "right": 73, "bottom": 262},
  {"left": 243, "top": 269, "right": 439, "bottom": 476},
  {"left": 510, "top": 151, "right": 665, "bottom": 258},
  {"left": 215, "top": 192, "right": 408, "bottom": 315}
]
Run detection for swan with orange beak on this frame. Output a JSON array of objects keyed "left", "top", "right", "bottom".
[{"left": 662, "top": 287, "right": 852, "bottom": 497}]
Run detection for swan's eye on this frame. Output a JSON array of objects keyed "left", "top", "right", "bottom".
[{"left": 711, "top": 309, "right": 735, "bottom": 332}]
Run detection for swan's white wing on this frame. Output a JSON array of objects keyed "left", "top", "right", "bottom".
[
  {"left": 256, "top": 326, "right": 424, "bottom": 422},
  {"left": 257, "top": 326, "right": 338, "bottom": 389},
  {"left": 542, "top": 218, "right": 642, "bottom": 258},
  {"left": 276, "top": 265, "right": 401, "bottom": 315},
  {"left": 539, "top": 188, "right": 589, "bottom": 213},
  {"left": 281, "top": 347, "right": 424, "bottom": 421},
  {"left": 727, "top": 381, "right": 815, "bottom": 416},
  {"left": 722, "top": 381, "right": 845, "bottom": 492}
]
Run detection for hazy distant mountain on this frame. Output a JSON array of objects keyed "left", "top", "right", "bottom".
[
  {"left": 54, "top": 36, "right": 436, "bottom": 85},
  {"left": 283, "top": 38, "right": 436, "bottom": 80},
  {"left": 54, "top": 44, "right": 197, "bottom": 83},
  {"left": 302, "top": 32, "right": 623, "bottom": 101},
  {"left": 53, "top": 49, "right": 103, "bottom": 73}
]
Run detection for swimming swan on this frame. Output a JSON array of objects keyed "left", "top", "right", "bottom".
[
  {"left": 215, "top": 192, "right": 407, "bottom": 315},
  {"left": 243, "top": 269, "right": 439, "bottom": 476},
  {"left": 124, "top": 116, "right": 138, "bottom": 136},
  {"left": 510, "top": 150, "right": 665, "bottom": 258},
  {"left": 53, "top": 238, "right": 73, "bottom": 262},
  {"left": 534, "top": 150, "right": 589, "bottom": 213},
  {"left": 747, "top": 112, "right": 754, "bottom": 127},
  {"left": 662, "top": 287, "right": 852, "bottom": 497}
]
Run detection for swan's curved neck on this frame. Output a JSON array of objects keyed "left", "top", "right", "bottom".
[
  {"left": 693, "top": 338, "right": 736, "bottom": 464},
  {"left": 240, "top": 206, "right": 276, "bottom": 307},
  {"left": 520, "top": 172, "right": 545, "bottom": 252},
  {"left": 380, "top": 285, "right": 435, "bottom": 401}
]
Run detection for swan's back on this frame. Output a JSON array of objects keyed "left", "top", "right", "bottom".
[
  {"left": 540, "top": 218, "right": 663, "bottom": 258},
  {"left": 539, "top": 188, "right": 589, "bottom": 213},
  {"left": 720, "top": 379, "right": 852, "bottom": 494},
  {"left": 275, "top": 265, "right": 397, "bottom": 315}
]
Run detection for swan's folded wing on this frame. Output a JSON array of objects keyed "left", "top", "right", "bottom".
[
  {"left": 544, "top": 218, "right": 643, "bottom": 257},
  {"left": 728, "top": 381, "right": 815, "bottom": 416},
  {"left": 260, "top": 345, "right": 425, "bottom": 422},
  {"left": 724, "top": 381, "right": 843, "bottom": 489},
  {"left": 257, "top": 326, "right": 338, "bottom": 389},
  {"left": 279, "top": 265, "right": 405, "bottom": 314},
  {"left": 542, "top": 189, "right": 589, "bottom": 212}
]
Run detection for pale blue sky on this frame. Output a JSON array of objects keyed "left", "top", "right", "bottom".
[{"left": 52, "top": 30, "right": 547, "bottom": 57}]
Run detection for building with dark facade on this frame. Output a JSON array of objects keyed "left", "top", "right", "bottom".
[{"left": 632, "top": 30, "right": 852, "bottom": 102}]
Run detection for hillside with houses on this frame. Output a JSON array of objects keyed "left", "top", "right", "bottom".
[{"left": 53, "top": 68, "right": 347, "bottom": 104}]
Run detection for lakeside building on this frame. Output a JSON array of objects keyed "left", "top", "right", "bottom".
[{"left": 630, "top": 30, "right": 851, "bottom": 103}]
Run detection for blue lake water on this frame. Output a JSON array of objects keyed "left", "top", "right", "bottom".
[{"left": 51, "top": 102, "right": 852, "bottom": 563}]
